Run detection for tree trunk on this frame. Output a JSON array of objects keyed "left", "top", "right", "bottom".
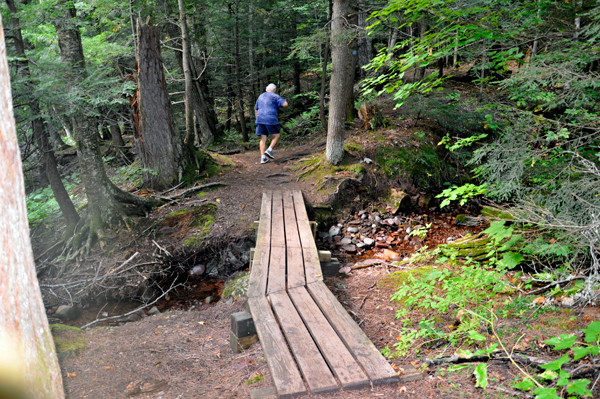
[
  {"left": 294, "top": 63, "right": 301, "bottom": 95},
  {"left": 0, "top": 16, "right": 65, "bottom": 398},
  {"left": 179, "top": 0, "right": 195, "bottom": 146},
  {"left": 326, "top": 0, "right": 350, "bottom": 165},
  {"left": 136, "top": 21, "right": 185, "bottom": 190},
  {"left": 6, "top": 0, "right": 80, "bottom": 231},
  {"left": 345, "top": 0, "right": 358, "bottom": 122},
  {"left": 416, "top": 22, "right": 428, "bottom": 80},
  {"left": 387, "top": 28, "right": 398, "bottom": 61},
  {"left": 110, "top": 123, "right": 125, "bottom": 147},
  {"left": 54, "top": 4, "right": 157, "bottom": 243},
  {"left": 357, "top": 0, "right": 372, "bottom": 79},
  {"left": 233, "top": 4, "right": 249, "bottom": 142},
  {"left": 320, "top": 0, "right": 332, "bottom": 130},
  {"left": 248, "top": 0, "right": 256, "bottom": 127}
]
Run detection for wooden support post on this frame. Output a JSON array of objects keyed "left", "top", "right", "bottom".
[
  {"left": 309, "top": 221, "right": 318, "bottom": 239},
  {"left": 230, "top": 311, "right": 258, "bottom": 353},
  {"left": 321, "top": 257, "right": 340, "bottom": 277},
  {"left": 318, "top": 250, "right": 331, "bottom": 263}
]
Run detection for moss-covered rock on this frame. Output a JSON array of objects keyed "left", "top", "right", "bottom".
[
  {"left": 378, "top": 266, "right": 434, "bottom": 289},
  {"left": 222, "top": 272, "right": 249, "bottom": 299},
  {"left": 50, "top": 324, "right": 87, "bottom": 361}
]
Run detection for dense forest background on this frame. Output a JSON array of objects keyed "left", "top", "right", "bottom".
[{"left": 2, "top": 0, "right": 600, "bottom": 397}]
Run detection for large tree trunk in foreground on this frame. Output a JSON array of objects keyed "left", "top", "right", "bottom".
[
  {"left": 136, "top": 21, "right": 184, "bottom": 190},
  {"left": 6, "top": 0, "right": 80, "bottom": 232},
  {"left": 0, "top": 16, "right": 65, "bottom": 398},
  {"left": 54, "top": 4, "right": 157, "bottom": 251},
  {"left": 326, "top": 0, "right": 351, "bottom": 165}
]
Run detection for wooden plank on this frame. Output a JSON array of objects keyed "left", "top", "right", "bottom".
[
  {"left": 288, "top": 287, "right": 369, "bottom": 390},
  {"left": 267, "top": 245, "right": 286, "bottom": 294},
  {"left": 286, "top": 246, "right": 305, "bottom": 289},
  {"left": 303, "top": 247, "right": 323, "bottom": 284},
  {"left": 256, "top": 192, "right": 272, "bottom": 247},
  {"left": 270, "top": 292, "right": 338, "bottom": 394},
  {"left": 248, "top": 246, "right": 271, "bottom": 298},
  {"left": 306, "top": 281, "right": 399, "bottom": 386},
  {"left": 271, "top": 191, "right": 285, "bottom": 248},
  {"left": 248, "top": 193, "right": 273, "bottom": 298},
  {"left": 291, "top": 190, "right": 323, "bottom": 284},
  {"left": 247, "top": 297, "right": 307, "bottom": 398},
  {"left": 282, "top": 191, "right": 301, "bottom": 248}
]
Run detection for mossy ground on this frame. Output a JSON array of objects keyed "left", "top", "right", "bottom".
[
  {"left": 294, "top": 153, "right": 365, "bottom": 194},
  {"left": 160, "top": 204, "right": 217, "bottom": 247},
  {"left": 50, "top": 324, "right": 88, "bottom": 361},
  {"left": 377, "top": 266, "right": 434, "bottom": 290},
  {"left": 222, "top": 272, "right": 249, "bottom": 298}
]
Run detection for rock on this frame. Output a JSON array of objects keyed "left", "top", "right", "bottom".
[
  {"left": 50, "top": 324, "right": 87, "bottom": 361},
  {"left": 125, "top": 379, "right": 168, "bottom": 396},
  {"left": 226, "top": 298, "right": 234, "bottom": 305},
  {"left": 205, "top": 296, "right": 215, "bottom": 304},
  {"left": 55, "top": 305, "right": 81, "bottom": 322},
  {"left": 347, "top": 227, "right": 359, "bottom": 233},
  {"left": 375, "top": 242, "right": 389, "bottom": 248},
  {"left": 358, "top": 210, "right": 366, "bottom": 216},
  {"left": 356, "top": 242, "right": 366, "bottom": 249},
  {"left": 454, "top": 214, "right": 486, "bottom": 226},
  {"left": 561, "top": 297, "right": 575, "bottom": 307},
  {"left": 361, "top": 214, "right": 367, "bottom": 219},
  {"left": 418, "top": 194, "right": 432, "bottom": 209},
  {"left": 386, "top": 188, "right": 412, "bottom": 214},
  {"left": 222, "top": 272, "right": 249, "bottom": 299},
  {"left": 446, "top": 237, "right": 455, "bottom": 243},
  {"left": 371, "top": 224, "right": 377, "bottom": 228},
  {"left": 383, "top": 249, "right": 400, "bottom": 261},
  {"left": 342, "top": 245, "right": 357, "bottom": 253},
  {"left": 363, "top": 238, "right": 375, "bottom": 246},
  {"left": 319, "top": 232, "right": 329, "bottom": 239},
  {"left": 101, "top": 311, "right": 109, "bottom": 317},
  {"left": 339, "top": 237, "right": 352, "bottom": 245},
  {"left": 126, "top": 313, "right": 142, "bottom": 323},
  {"left": 374, "top": 215, "right": 382, "bottom": 223},
  {"left": 148, "top": 306, "right": 161, "bottom": 316},
  {"left": 405, "top": 227, "right": 412, "bottom": 235},
  {"left": 329, "top": 226, "right": 341, "bottom": 237},
  {"left": 339, "top": 266, "right": 352, "bottom": 275},
  {"left": 383, "top": 218, "right": 396, "bottom": 226},
  {"left": 363, "top": 157, "right": 373, "bottom": 164},
  {"left": 188, "top": 264, "right": 205, "bottom": 277}
]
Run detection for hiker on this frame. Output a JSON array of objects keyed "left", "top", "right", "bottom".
[{"left": 254, "top": 83, "right": 288, "bottom": 164}]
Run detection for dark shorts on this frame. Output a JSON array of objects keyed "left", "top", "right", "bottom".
[{"left": 255, "top": 124, "right": 281, "bottom": 136}]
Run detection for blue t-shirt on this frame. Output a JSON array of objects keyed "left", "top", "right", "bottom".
[{"left": 254, "top": 92, "right": 286, "bottom": 125}]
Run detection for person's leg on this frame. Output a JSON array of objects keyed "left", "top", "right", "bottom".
[
  {"left": 260, "top": 134, "right": 268, "bottom": 155},
  {"left": 269, "top": 134, "right": 280, "bottom": 150}
]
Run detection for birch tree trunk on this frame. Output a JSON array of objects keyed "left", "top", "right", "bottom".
[
  {"left": 0, "top": 14, "right": 64, "bottom": 398},
  {"left": 326, "top": 0, "right": 350, "bottom": 165}
]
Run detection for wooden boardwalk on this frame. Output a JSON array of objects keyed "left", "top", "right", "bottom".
[{"left": 247, "top": 190, "right": 402, "bottom": 398}]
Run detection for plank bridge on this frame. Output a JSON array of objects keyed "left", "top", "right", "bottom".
[{"left": 246, "top": 190, "right": 408, "bottom": 397}]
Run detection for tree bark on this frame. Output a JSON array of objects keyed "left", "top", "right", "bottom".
[
  {"left": 6, "top": 0, "right": 80, "bottom": 231},
  {"left": 416, "top": 22, "right": 428, "bottom": 81},
  {"left": 136, "top": 21, "right": 185, "bottom": 190},
  {"left": 357, "top": 0, "right": 372, "bottom": 79},
  {"left": 178, "top": 0, "right": 195, "bottom": 147},
  {"left": 54, "top": 4, "right": 157, "bottom": 242},
  {"left": 326, "top": 0, "right": 350, "bottom": 165},
  {"left": 0, "top": 15, "right": 65, "bottom": 398},
  {"left": 232, "top": 3, "right": 249, "bottom": 142},
  {"left": 344, "top": 0, "right": 358, "bottom": 122},
  {"left": 109, "top": 123, "right": 125, "bottom": 147},
  {"left": 319, "top": 0, "right": 332, "bottom": 130}
]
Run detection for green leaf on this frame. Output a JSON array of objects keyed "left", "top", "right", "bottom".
[
  {"left": 533, "top": 387, "right": 561, "bottom": 399},
  {"left": 540, "top": 354, "right": 570, "bottom": 371},
  {"left": 583, "top": 321, "right": 600, "bottom": 343},
  {"left": 572, "top": 346, "right": 599, "bottom": 361},
  {"left": 545, "top": 334, "right": 577, "bottom": 350},
  {"left": 473, "top": 363, "right": 487, "bottom": 389},
  {"left": 538, "top": 370, "right": 558, "bottom": 380},
  {"left": 513, "top": 378, "right": 535, "bottom": 391},
  {"left": 499, "top": 251, "right": 524, "bottom": 268},
  {"left": 567, "top": 379, "right": 592, "bottom": 397},
  {"left": 468, "top": 330, "right": 486, "bottom": 342}
]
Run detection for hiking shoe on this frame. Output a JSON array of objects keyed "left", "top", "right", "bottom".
[
  {"left": 261, "top": 156, "right": 269, "bottom": 164},
  {"left": 265, "top": 148, "right": 275, "bottom": 159}
]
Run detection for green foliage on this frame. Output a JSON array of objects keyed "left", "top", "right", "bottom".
[
  {"left": 26, "top": 174, "right": 80, "bottom": 224},
  {"left": 409, "top": 223, "right": 431, "bottom": 239},
  {"left": 436, "top": 183, "right": 487, "bottom": 208}
]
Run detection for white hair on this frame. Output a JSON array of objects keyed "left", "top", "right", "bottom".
[{"left": 266, "top": 83, "right": 277, "bottom": 92}]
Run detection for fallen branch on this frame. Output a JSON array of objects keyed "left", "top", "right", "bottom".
[
  {"left": 490, "top": 385, "right": 534, "bottom": 399},
  {"left": 80, "top": 279, "right": 182, "bottom": 329},
  {"left": 165, "top": 182, "right": 225, "bottom": 201},
  {"left": 526, "top": 275, "right": 587, "bottom": 296},
  {"left": 425, "top": 351, "right": 549, "bottom": 370}
]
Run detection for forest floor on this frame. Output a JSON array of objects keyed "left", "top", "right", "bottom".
[{"left": 55, "top": 92, "right": 600, "bottom": 399}]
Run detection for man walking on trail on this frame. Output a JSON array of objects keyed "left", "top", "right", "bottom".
[{"left": 255, "top": 83, "right": 288, "bottom": 164}]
